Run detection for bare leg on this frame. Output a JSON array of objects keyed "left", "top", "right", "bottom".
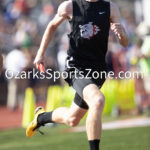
[
  {"left": 27, "top": 100, "right": 87, "bottom": 138},
  {"left": 83, "top": 84, "right": 105, "bottom": 140},
  {"left": 52, "top": 102, "right": 87, "bottom": 127}
]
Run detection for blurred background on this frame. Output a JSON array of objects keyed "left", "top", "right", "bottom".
[{"left": 0, "top": 0, "right": 150, "bottom": 150}]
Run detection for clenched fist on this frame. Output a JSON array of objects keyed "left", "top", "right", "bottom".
[
  {"left": 111, "top": 23, "right": 126, "bottom": 39},
  {"left": 111, "top": 23, "right": 129, "bottom": 47},
  {"left": 33, "top": 52, "right": 45, "bottom": 69}
]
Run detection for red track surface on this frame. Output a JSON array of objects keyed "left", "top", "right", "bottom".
[
  {"left": 0, "top": 107, "right": 22, "bottom": 130},
  {"left": 0, "top": 102, "right": 46, "bottom": 130}
]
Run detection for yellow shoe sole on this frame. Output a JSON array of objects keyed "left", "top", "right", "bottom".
[{"left": 26, "top": 107, "right": 45, "bottom": 138}]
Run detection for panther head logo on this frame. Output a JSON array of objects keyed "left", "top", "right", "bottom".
[{"left": 79, "top": 22, "right": 100, "bottom": 39}]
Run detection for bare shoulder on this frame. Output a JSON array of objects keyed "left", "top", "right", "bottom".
[
  {"left": 110, "top": 1, "right": 120, "bottom": 13},
  {"left": 57, "top": 0, "right": 72, "bottom": 19},
  {"left": 110, "top": 1, "right": 120, "bottom": 22}
]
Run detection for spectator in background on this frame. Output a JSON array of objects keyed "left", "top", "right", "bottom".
[
  {"left": 127, "top": 38, "right": 143, "bottom": 69},
  {"left": 127, "top": 38, "right": 148, "bottom": 114},
  {"left": 106, "top": 34, "right": 117, "bottom": 73},
  {"left": 107, "top": 32, "right": 127, "bottom": 77},
  {"left": 38, "top": 4, "right": 54, "bottom": 30},
  {"left": 0, "top": 0, "right": 64, "bottom": 108},
  {"left": 139, "top": 32, "right": 150, "bottom": 110},
  {"left": 57, "top": 32, "right": 69, "bottom": 72},
  {"left": 5, "top": 48, "right": 27, "bottom": 110},
  {"left": 5, "top": 0, "right": 29, "bottom": 22}
]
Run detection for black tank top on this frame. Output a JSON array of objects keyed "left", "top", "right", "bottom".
[{"left": 68, "top": 0, "right": 110, "bottom": 68}]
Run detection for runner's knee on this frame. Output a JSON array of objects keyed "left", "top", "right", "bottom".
[
  {"left": 90, "top": 94, "right": 105, "bottom": 110},
  {"left": 87, "top": 93, "right": 105, "bottom": 110},
  {"left": 83, "top": 84, "right": 105, "bottom": 110}
]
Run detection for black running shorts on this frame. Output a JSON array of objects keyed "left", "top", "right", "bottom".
[{"left": 64, "top": 56, "right": 107, "bottom": 110}]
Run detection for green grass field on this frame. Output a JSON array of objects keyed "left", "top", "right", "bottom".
[{"left": 0, "top": 126, "right": 150, "bottom": 150}]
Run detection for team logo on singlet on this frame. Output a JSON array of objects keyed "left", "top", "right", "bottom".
[{"left": 79, "top": 22, "right": 100, "bottom": 40}]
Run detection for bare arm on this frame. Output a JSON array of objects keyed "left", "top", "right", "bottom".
[
  {"left": 0, "top": 51, "right": 3, "bottom": 75},
  {"left": 34, "top": 0, "right": 72, "bottom": 67},
  {"left": 110, "top": 2, "right": 129, "bottom": 47}
]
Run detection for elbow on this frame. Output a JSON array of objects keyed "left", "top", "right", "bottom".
[
  {"left": 48, "top": 22, "right": 58, "bottom": 31},
  {"left": 51, "top": 24, "right": 58, "bottom": 31}
]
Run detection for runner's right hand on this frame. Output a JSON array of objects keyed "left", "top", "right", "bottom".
[{"left": 33, "top": 53, "right": 44, "bottom": 69}]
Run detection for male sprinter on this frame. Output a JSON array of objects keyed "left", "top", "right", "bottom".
[{"left": 26, "top": 0, "right": 129, "bottom": 150}]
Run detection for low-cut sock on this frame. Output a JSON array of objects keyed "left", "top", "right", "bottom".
[
  {"left": 37, "top": 111, "right": 54, "bottom": 125},
  {"left": 89, "top": 139, "right": 100, "bottom": 150}
]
